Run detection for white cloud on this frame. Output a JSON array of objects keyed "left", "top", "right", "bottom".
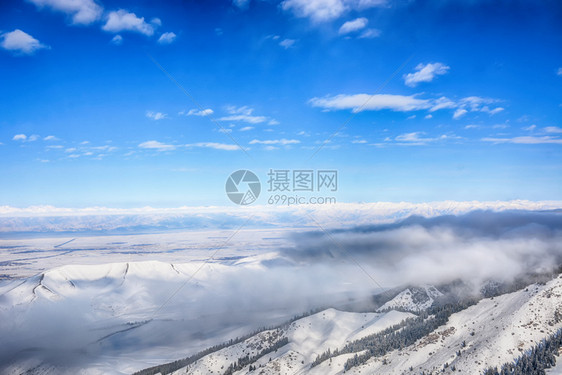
[
  {"left": 444, "top": 96, "right": 502, "bottom": 119},
  {"left": 281, "top": 0, "right": 386, "bottom": 22},
  {"left": 358, "top": 28, "right": 381, "bottom": 39},
  {"left": 544, "top": 126, "right": 562, "bottom": 134},
  {"left": 339, "top": 17, "right": 368, "bottom": 35},
  {"left": 464, "top": 124, "right": 480, "bottom": 129},
  {"left": 268, "top": 119, "right": 280, "bottom": 125},
  {"left": 110, "top": 34, "right": 123, "bottom": 45},
  {"left": 309, "top": 92, "right": 503, "bottom": 119},
  {"left": 138, "top": 140, "right": 176, "bottom": 151},
  {"left": 309, "top": 93, "right": 431, "bottom": 112},
  {"left": 220, "top": 114, "right": 267, "bottom": 123},
  {"left": 186, "top": 142, "right": 239, "bottom": 151},
  {"left": 146, "top": 111, "right": 167, "bottom": 120},
  {"left": 459, "top": 96, "right": 497, "bottom": 111},
  {"left": 522, "top": 125, "right": 536, "bottom": 131},
  {"left": 492, "top": 124, "right": 509, "bottom": 129},
  {"left": 102, "top": 10, "right": 154, "bottom": 36},
  {"left": 182, "top": 108, "right": 213, "bottom": 116},
  {"left": 557, "top": 68, "right": 562, "bottom": 76},
  {"left": 279, "top": 39, "right": 296, "bottom": 49},
  {"left": 429, "top": 96, "right": 456, "bottom": 112},
  {"left": 352, "top": 139, "right": 367, "bottom": 144},
  {"left": 453, "top": 108, "right": 467, "bottom": 119},
  {"left": 424, "top": 114, "right": 432, "bottom": 119},
  {"left": 233, "top": 0, "right": 250, "bottom": 9},
  {"left": 219, "top": 106, "right": 267, "bottom": 124},
  {"left": 240, "top": 126, "right": 254, "bottom": 131},
  {"left": 482, "top": 136, "right": 562, "bottom": 145},
  {"left": 158, "top": 32, "right": 176, "bottom": 44},
  {"left": 28, "top": 134, "right": 40, "bottom": 142},
  {"left": 403, "top": 62, "right": 449, "bottom": 87},
  {"left": 281, "top": 0, "right": 347, "bottom": 22},
  {"left": 12, "top": 134, "right": 27, "bottom": 141},
  {"left": 249, "top": 139, "right": 300, "bottom": 145},
  {"left": 480, "top": 106, "right": 504, "bottom": 115},
  {"left": 1, "top": 30, "right": 49, "bottom": 55},
  {"left": 150, "top": 17, "right": 162, "bottom": 26},
  {"left": 28, "top": 0, "right": 103, "bottom": 25},
  {"left": 395, "top": 132, "right": 434, "bottom": 145},
  {"left": 394, "top": 132, "right": 457, "bottom": 145}
]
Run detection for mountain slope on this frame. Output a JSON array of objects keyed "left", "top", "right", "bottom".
[{"left": 156, "top": 274, "right": 562, "bottom": 375}]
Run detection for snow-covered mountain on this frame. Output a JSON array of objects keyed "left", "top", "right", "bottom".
[
  {"left": 139, "top": 274, "right": 562, "bottom": 375},
  {"left": 2, "top": 258, "right": 562, "bottom": 375},
  {"left": 376, "top": 285, "right": 444, "bottom": 312}
]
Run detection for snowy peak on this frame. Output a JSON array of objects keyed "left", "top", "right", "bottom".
[{"left": 377, "top": 284, "right": 444, "bottom": 312}]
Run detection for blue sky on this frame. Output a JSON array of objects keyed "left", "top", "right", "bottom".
[{"left": 0, "top": 0, "right": 561, "bottom": 207}]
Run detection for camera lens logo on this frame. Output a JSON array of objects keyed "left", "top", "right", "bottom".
[{"left": 225, "top": 170, "right": 261, "bottom": 205}]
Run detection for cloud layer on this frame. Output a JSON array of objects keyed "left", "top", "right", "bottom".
[{"left": 282, "top": 209, "right": 562, "bottom": 288}]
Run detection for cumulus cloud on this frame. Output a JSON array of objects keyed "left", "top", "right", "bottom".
[
  {"left": 138, "top": 140, "right": 175, "bottom": 151},
  {"left": 403, "top": 62, "right": 449, "bottom": 87},
  {"left": 482, "top": 136, "right": 562, "bottom": 145},
  {"left": 429, "top": 96, "right": 456, "bottom": 112},
  {"left": 181, "top": 108, "right": 213, "bottom": 116},
  {"left": 27, "top": 0, "right": 103, "bottom": 25},
  {"left": 395, "top": 132, "right": 434, "bottom": 145},
  {"left": 279, "top": 38, "right": 296, "bottom": 49},
  {"left": 219, "top": 106, "right": 268, "bottom": 124},
  {"left": 281, "top": 0, "right": 386, "bottom": 22},
  {"left": 447, "top": 96, "right": 503, "bottom": 119},
  {"left": 43, "top": 135, "right": 58, "bottom": 141},
  {"left": 309, "top": 93, "right": 431, "bottom": 112},
  {"left": 249, "top": 139, "right": 300, "bottom": 145},
  {"left": 146, "top": 111, "right": 167, "bottom": 120},
  {"left": 185, "top": 142, "right": 239, "bottom": 151},
  {"left": 482, "top": 106, "right": 504, "bottom": 115},
  {"left": 309, "top": 92, "right": 504, "bottom": 120},
  {"left": 1, "top": 29, "right": 49, "bottom": 55},
  {"left": 12, "top": 134, "right": 27, "bottom": 141},
  {"left": 158, "top": 32, "right": 176, "bottom": 44},
  {"left": 102, "top": 10, "right": 154, "bottom": 36},
  {"left": 10, "top": 133, "right": 39, "bottom": 142},
  {"left": 358, "top": 28, "right": 381, "bottom": 38},
  {"left": 110, "top": 34, "right": 123, "bottom": 45},
  {"left": 453, "top": 108, "right": 467, "bottom": 119},
  {"left": 339, "top": 17, "right": 368, "bottom": 34},
  {"left": 544, "top": 126, "right": 562, "bottom": 134},
  {"left": 233, "top": 0, "right": 250, "bottom": 9}
]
